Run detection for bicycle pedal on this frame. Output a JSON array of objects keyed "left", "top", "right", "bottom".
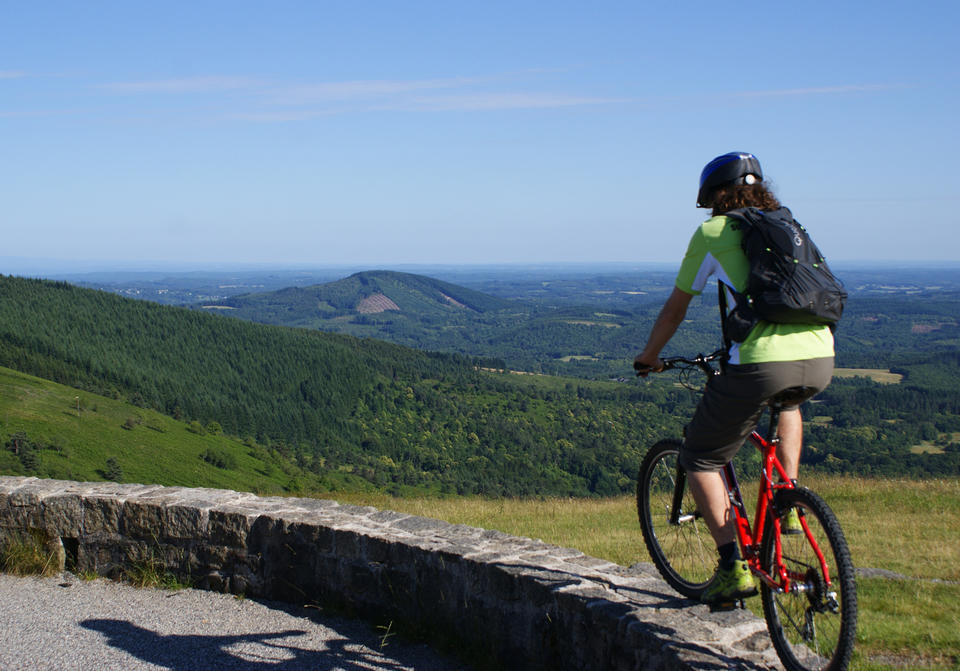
[{"left": 707, "top": 599, "right": 746, "bottom": 613}]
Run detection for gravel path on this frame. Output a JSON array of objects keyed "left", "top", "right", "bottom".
[{"left": 0, "top": 573, "right": 469, "bottom": 671}]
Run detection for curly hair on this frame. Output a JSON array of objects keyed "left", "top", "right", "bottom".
[{"left": 708, "top": 182, "right": 781, "bottom": 216}]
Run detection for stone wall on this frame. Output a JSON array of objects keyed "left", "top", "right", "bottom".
[{"left": 0, "top": 477, "right": 779, "bottom": 670}]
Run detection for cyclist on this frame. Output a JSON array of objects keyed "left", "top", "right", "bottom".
[{"left": 633, "top": 152, "right": 835, "bottom": 605}]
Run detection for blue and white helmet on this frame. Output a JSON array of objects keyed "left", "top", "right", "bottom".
[{"left": 697, "top": 152, "right": 763, "bottom": 207}]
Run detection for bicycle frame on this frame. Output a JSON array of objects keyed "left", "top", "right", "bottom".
[
  {"left": 651, "top": 350, "right": 836, "bottom": 596},
  {"left": 718, "top": 410, "right": 834, "bottom": 595}
]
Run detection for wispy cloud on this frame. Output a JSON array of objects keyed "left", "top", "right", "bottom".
[
  {"left": 230, "top": 91, "right": 619, "bottom": 121},
  {"left": 229, "top": 109, "right": 341, "bottom": 123},
  {"left": 97, "top": 73, "right": 902, "bottom": 121},
  {"left": 265, "top": 76, "right": 484, "bottom": 105},
  {"left": 376, "top": 92, "right": 622, "bottom": 112},
  {"left": 96, "top": 72, "right": 621, "bottom": 119},
  {"left": 0, "top": 71, "right": 28, "bottom": 80},
  {"left": 101, "top": 76, "right": 263, "bottom": 93},
  {"left": 732, "top": 83, "right": 905, "bottom": 98}
]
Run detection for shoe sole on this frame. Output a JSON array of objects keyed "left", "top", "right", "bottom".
[{"left": 701, "top": 586, "right": 757, "bottom": 605}]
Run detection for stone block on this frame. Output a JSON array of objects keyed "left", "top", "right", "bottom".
[
  {"left": 246, "top": 514, "right": 283, "bottom": 557},
  {"left": 120, "top": 500, "right": 166, "bottom": 540},
  {"left": 82, "top": 496, "right": 123, "bottom": 536},
  {"left": 161, "top": 503, "right": 208, "bottom": 540},
  {"left": 40, "top": 494, "right": 84, "bottom": 537},
  {"left": 4, "top": 486, "right": 44, "bottom": 529},
  {"left": 208, "top": 506, "right": 259, "bottom": 547},
  {"left": 328, "top": 527, "right": 367, "bottom": 561}
]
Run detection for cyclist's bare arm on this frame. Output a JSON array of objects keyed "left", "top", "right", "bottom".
[{"left": 634, "top": 287, "right": 694, "bottom": 375}]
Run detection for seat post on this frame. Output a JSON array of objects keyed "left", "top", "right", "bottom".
[
  {"left": 766, "top": 402, "right": 783, "bottom": 445},
  {"left": 765, "top": 385, "right": 819, "bottom": 443}
]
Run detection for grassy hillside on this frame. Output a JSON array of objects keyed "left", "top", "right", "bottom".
[
  {"left": 0, "top": 275, "right": 478, "bottom": 446},
  {"left": 0, "top": 365, "right": 373, "bottom": 494}
]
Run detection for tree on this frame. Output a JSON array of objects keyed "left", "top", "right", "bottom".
[{"left": 104, "top": 457, "right": 123, "bottom": 482}]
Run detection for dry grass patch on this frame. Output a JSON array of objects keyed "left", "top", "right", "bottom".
[
  {"left": 805, "top": 475, "right": 960, "bottom": 582},
  {"left": 833, "top": 368, "right": 903, "bottom": 384},
  {"left": 329, "top": 493, "right": 644, "bottom": 566}
]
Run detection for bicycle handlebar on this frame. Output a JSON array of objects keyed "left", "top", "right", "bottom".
[{"left": 634, "top": 349, "right": 726, "bottom": 377}]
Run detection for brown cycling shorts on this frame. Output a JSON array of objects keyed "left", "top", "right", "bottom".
[{"left": 679, "top": 357, "right": 834, "bottom": 472}]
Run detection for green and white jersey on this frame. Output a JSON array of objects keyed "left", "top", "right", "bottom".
[{"left": 675, "top": 215, "right": 835, "bottom": 365}]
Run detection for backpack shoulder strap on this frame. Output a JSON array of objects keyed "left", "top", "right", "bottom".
[{"left": 717, "top": 280, "right": 733, "bottom": 358}]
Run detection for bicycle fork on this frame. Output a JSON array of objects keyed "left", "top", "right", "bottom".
[{"left": 669, "top": 465, "right": 691, "bottom": 525}]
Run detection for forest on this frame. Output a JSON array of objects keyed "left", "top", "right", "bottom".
[
  {"left": 1, "top": 269, "right": 959, "bottom": 496},
  {"left": 174, "top": 267, "right": 960, "bottom": 378}
]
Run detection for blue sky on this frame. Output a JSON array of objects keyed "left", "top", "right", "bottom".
[{"left": 3, "top": 1, "right": 958, "bottom": 272}]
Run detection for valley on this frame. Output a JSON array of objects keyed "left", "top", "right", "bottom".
[{"left": 0, "top": 266, "right": 957, "bottom": 497}]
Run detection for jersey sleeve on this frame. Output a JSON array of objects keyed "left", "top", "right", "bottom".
[{"left": 675, "top": 227, "right": 718, "bottom": 296}]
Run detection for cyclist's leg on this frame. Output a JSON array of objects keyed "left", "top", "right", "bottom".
[
  {"left": 774, "top": 357, "right": 834, "bottom": 481},
  {"left": 776, "top": 408, "right": 803, "bottom": 481},
  {"left": 681, "top": 370, "right": 766, "bottom": 548},
  {"left": 686, "top": 469, "right": 736, "bottom": 546},
  {"left": 681, "top": 371, "right": 767, "bottom": 603}
]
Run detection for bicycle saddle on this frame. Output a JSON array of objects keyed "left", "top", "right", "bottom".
[{"left": 768, "top": 385, "right": 819, "bottom": 408}]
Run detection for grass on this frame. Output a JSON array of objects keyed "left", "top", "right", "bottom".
[
  {"left": 331, "top": 475, "right": 960, "bottom": 671},
  {"left": 0, "top": 530, "right": 61, "bottom": 577},
  {"left": 833, "top": 368, "right": 903, "bottom": 384},
  {"left": 0, "top": 365, "right": 365, "bottom": 495},
  {"left": 125, "top": 553, "right": 190, "bottom": 590},
  {"left": 912, "top": 442, "right": 946, "bottom": 455}
]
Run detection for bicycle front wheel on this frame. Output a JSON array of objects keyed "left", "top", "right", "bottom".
[
  {"left": 636, "top": 438, "right": 715, "bottom": 599},
  {"left": 761, "top": 487, "right": 857, "bottom": 671}
]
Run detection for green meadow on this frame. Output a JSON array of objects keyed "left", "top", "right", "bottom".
[{"left": 0, "top": 366, "right": 365, "bottom": 495}]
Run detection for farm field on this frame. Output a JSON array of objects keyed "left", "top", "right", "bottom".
[{"left": 833, "top": 368, "right": 904, "bottom": 384}]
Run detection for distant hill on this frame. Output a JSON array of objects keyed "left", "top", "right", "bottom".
[{"left": 201, "top": 270, "right": 518, "bottom": 327}]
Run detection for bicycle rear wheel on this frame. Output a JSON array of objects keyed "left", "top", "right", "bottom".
[
  {"left": 761, "top": 487, "right": 857, "bottom": 671},
  {"left": 636, "top": 439, "right": 715, "bottom": 599}
]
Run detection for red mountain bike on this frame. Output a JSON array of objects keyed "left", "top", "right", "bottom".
[{"left": 635, "top": 351, "right": 857, "bottom": 671}]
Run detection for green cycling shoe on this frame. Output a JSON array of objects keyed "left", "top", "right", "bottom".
[
  {"left": 780, "top": 507, "right": 803, "bottom": 535},
  {"left": 700, "top": 559, "right": 758, "bottom": 604}
]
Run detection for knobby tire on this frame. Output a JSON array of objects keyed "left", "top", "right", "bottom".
[
  {"left": 761, "top": 487, "right": 858, "bottom": 671},
  {"left": 636, "top": 439, "right": 715, "bottom": 599}
]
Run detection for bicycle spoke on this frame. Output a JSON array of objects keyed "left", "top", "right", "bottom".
[
  {"left": 761, "top": 488, "right": 856, "bottom": 671},
  {"left": 638, "top": 440, "right": 715, "bottom": 598}
]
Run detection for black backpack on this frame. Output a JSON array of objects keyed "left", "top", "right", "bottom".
[{"left": 719, "top": 207, "right": 847, "bottom": 344}]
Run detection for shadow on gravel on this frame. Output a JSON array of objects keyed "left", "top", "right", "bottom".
[{"left": 80, "top": 618, "right": 412, "bottom": 671}]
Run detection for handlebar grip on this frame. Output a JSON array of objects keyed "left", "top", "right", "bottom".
[{"left": 634, "top": 359, "right": 671, "bottom": 375}]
